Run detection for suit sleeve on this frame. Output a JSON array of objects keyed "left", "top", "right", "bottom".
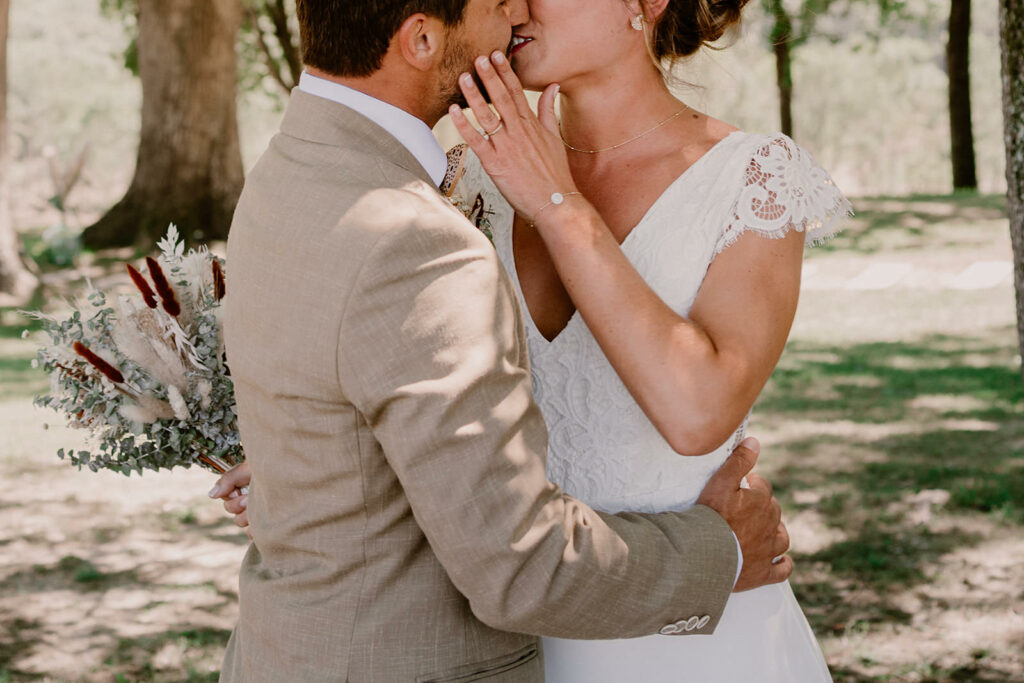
[{"left": 336, "top": 195, "right": 738, "bottom": 639}]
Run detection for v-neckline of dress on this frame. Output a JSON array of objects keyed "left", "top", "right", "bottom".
[{"left": 506, "top": 131, "right": 744, "bottom": 347}]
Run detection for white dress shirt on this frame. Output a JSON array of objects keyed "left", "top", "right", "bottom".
[{"left": 298, "top": 71, "right": 448, "bottom": 187}]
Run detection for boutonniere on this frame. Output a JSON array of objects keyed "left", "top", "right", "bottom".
[
  {"left": 441, "top": 143, "right": 494, "bottom": 244},
  {"left": 450, "top": 192, "right": 494, "bottom": 243}
]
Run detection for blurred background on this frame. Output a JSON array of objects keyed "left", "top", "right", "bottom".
[{"left": 0, "top": 0, "right": 1021, "bottom": 680}]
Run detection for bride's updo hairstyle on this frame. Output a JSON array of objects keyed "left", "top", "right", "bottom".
[{"left": 644, "top": 0, "right": 750, "bottom": 66}]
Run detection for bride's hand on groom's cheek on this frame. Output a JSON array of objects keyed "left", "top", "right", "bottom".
[
  {"left": 449, "top": 51, "right": 579, "bottom": 224},
  {"left": 209, "top": 462, "right": 253, "bottom": 539}
]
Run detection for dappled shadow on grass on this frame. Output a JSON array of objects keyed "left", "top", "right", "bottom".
[
  {"left": 801, "top": 526, "right": 981, "bottom": 588},
  {"left": 830, "top": 658, "right": 1023, "bottom": 683},
  {"left": 0, "top": 555, "right": 142, "bottom": 596},
  {"left": 815, "top": 193, "right": 1007, "bottom": 256},
  {"left": 760, "top": 334, "right": 1022, "bottom": 424},
  {"left": 0, "top": 616, "right": 44, "bottom": 679},
  {"left": 105, "top": 627, "right": 228, "bottom": 682},
  {"left": 793, "top": 578, "right": 914, "bottom": 637},
  {"left": 0, "top": 305, "right": 48, "bottom": 401},
  {"left": 761, "top": 333, "right": 1023, "bottom": 522},
  {"left": 761, "top": 330, "right": 1022, "bottom": 638},
  {"left": 0, "top": 297, "right": 47, "bottom": 337},
  {"left": 0, "top": 356, "right": 47, "bottom": 401},
  {"left": 858, "top": 429, "right": 1024, "bottom": 522}
]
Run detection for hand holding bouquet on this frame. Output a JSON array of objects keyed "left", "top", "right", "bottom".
[{"left": 25, "top": 225, "right": 242, "bottom": 476}]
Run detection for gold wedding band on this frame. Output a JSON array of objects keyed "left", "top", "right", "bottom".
[{"left": 482, "top": 120, "right": 504, "bottom": 140}]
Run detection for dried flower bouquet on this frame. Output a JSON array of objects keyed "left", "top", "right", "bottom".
[{"left": 25, "top": 225, "right": 242, "bottom": 476}]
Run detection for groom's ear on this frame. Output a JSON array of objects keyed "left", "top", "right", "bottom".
[{"left": 395, "top": 13, "right": 446, "bottom": 72}]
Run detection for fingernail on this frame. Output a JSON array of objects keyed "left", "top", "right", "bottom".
[
  {"left": 449, "top": 104, "right": 462, "bottom": 117},
  {"left": 740, "top": 436, "right": 760, "bottom": 453},
  {"left": 477, "top": 56, "right": 491, "bottom": 71},
  {"left": 208, "top": 484, "right": 221, "bottom": 498},
  {"left": 554, "top": 84, "right": 560, "bottom": 96},
  {"left": 492, "top": 50, "right": 505, "bottom": 64},
  {"left": 228, "top": 489, "right": 240, "bottom": 499},
  {"left": 239, "top": 497, "right": 248, "bottom": 509},
  {"left": 460, "top": 73, "right": 473, "bottom": 87}
]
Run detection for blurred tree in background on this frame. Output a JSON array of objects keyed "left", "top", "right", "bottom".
[
  {"left": 1001, "top": 0, "right": 1024, "bottom": 383},
  {"left": 762, "top": 0, "right": 798, "bottom": 137},
  {"left": 2, "top": 0, "right": 1006, "bottom": 250},
  {"left": 758, "top": 0, "right": 904, "bottom": 139},
  {"left": 240, "top": 0, "right": 301, "bottom": 94},
  {"left": 82, "top": 0, "right": 245, "bottom": 249},
  {"left": 948, "top": 0, "right": 977, "bottom": 190},
  {"left": 0, "top": 0, "right": 37, "bottom": 304}
]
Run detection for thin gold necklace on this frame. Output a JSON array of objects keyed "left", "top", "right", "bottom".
[{"left": 559, "top": 104, "right": 690, "bottom": 154}]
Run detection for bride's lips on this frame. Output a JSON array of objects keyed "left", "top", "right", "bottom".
[{"left": 510, "top": 34, "right": 533, "bottom": 56}]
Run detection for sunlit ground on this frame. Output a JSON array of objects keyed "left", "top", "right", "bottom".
[{"left": 1, "top": 194, "right": 1021, "bottom": 681}]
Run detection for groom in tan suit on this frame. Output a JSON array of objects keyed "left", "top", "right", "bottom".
[{"left": 220, "top": 0, "right": 792, "bottom": 680}]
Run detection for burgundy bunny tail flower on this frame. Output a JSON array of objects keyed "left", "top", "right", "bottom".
[
  {"left": 211, "top": 259, "right": 226, "bottom": 301},
  {"left": 126, "top": 263, "right": 158, "bottom": 308},
  {"left": 145, "top": 256, "right": 182, "bottom": 317},
  {"left": 73, "top": 341, "right": 125, "bottom": 384}
]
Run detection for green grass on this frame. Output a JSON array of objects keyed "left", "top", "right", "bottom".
[
  {"left": 761, "top": 335, "right": 1022, "bottom": 424},
  {"left": 814, "top": 193, "right": 1008, "bottom": 256},
  {"left": 0, "top": 302, "right": 49, "bottom": 400},
  {"left": 760, "top": 332, "right": 1024, "bottom": 530},
  {"left": 105, "top": 627, "right": 230, "bottom": 682},
  {"left": 803, "top": 526, "right": 981, "bottom": 588}
]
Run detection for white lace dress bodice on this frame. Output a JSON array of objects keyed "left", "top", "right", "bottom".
[
  {"left": 449, "top": 131, "right": 849, "bottom": 682},
  {"left": 452, "top": 132, "right": 849, "bottom": 515}
]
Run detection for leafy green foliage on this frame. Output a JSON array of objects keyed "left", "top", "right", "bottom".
[{"left": 27, "top": 227, "right": 242, "bottom": 476}]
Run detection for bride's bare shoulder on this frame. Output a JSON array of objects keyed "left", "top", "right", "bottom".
[
  {"left": 697, "top": 114, "right": 741, "bottom": 149},
  {"left": 669, "top": 110, "right": 742, "bottom": 164}
]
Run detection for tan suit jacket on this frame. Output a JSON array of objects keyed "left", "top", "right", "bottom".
[{"left": 221, "top": 90, "right": 738, "bottom": 682}]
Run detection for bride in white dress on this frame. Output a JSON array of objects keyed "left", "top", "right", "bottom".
[{"left": 445, "top": 0, "right": 851, "bottom": 680}]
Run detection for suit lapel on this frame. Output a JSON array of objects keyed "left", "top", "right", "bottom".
[{"left": 280, "top": 89, "right": 437, "bottom": 188}]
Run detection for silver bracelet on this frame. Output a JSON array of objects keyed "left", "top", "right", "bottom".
[{"left": 530, "top": 191, "right": 582, "bottom": 226}]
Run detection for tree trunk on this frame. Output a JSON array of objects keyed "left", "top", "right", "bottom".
[
  {"left": 948, "top": 0, "right": 978, "bottom": 190},
  {"left": 1001, "top": 0, "right": 1024, "bottom": 383},
  {"left": 83, "top": 0, "right": 245, "bottom": 249},
  {"left": 767, "top": 0, "right": 795, "bottom": 138},
  {"left": 0, "top": 0, "right": 38, "bottom": 306}
]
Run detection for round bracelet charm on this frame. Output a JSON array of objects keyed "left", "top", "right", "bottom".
[{"left": 551, "top": 192, "right": 565, "bottom": 204}]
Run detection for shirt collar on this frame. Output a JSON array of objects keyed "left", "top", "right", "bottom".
[{"left": 298, "top": 71, "right": 447, "bottom": 187}]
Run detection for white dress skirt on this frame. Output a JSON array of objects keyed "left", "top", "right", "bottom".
[{"left": 448, "top": 132, "right": 851, "bottom": 682}]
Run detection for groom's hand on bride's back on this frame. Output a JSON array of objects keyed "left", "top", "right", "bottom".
[{"left": 697, "top": 437, "right": 793, "bottom": 592}]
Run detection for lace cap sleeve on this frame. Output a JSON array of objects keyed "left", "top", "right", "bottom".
[{"left": 714, "top": 134, "right": 853, "bottom": 255}]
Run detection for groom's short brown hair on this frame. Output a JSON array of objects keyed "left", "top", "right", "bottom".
[{"left": 297, "top": 0, "right": 469, "bottom": 78}]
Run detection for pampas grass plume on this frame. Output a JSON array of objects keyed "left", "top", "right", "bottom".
[
  {"left": 167, "top": 384, "right": 191, "bottom": 421},
  {"left": 111, "top": 297, "right": 189, "bottom": 389},
  {"left": 118, "top": 403, "right": 158, "bottom": 424}
]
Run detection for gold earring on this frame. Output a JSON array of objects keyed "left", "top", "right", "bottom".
[{"left": 631, "top": 14, "right": 644, "bottom": 30}]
